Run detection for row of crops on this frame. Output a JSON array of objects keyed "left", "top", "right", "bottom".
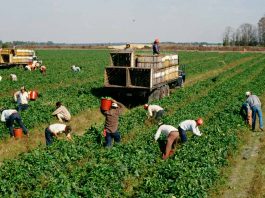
[{"left": 0, "top": 50, "right": 264, "bottom": 197}]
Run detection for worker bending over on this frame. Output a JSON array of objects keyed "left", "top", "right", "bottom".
[
  {"left": 178, "top": 118, "right": 203, "bottom": 142},
  {"left": 144, "top": 104, "right": 164, "bottom": 122},
  {"left": 45, "top": 123, "right": 72, "bottom": 146},
  {"left": 245, "top": 91, "right": 263, "bottom": 131},
  {"left": 52, "top": 102, "right": 71, "bottom": 122},
  {"left": 154, "top": 124, "right": 179, "bottom": 160},
  {"left": 1, "top": 109, "right": 29, "bottom": 137}
]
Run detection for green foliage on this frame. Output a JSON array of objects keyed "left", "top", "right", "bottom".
[{"left": 0, "top": 50, "right": 264, "bottom": 197}]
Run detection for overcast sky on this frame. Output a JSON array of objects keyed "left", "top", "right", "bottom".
[{"left": 0, "top": 0, "right": 264, "bottom": 43}]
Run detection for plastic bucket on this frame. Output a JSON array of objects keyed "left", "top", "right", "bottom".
[
  {"left": 29, "top": 90, "right": 38, "bottom": 100},
  {"left": 14, "top": 128, "right": 23, "bottom": 138},
  {"left": 101, "top": 98, "right": 112, "bottom": 111}
]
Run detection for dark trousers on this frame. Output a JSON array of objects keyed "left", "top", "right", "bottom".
[
  {"left": 18, "top": 104, "right": 29, "bottom": 112},
  {"left": 6, "top": 113, "right": 28, "bottom": 137},
  {"left": 178, "top": 126, "right": 187, "bottom": 143},
  {"left": 155, "top": 110, "right": 164, "bottom": 120},
  {"left": 45, "top": 128, "right": 54, "bottom": 146},
  {"left": 105, "top": 130, "right": 121, "bottom": 147}
]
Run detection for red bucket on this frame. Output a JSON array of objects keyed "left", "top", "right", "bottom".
[
  {"left": 29, "top": 90, "right": 38, "bottom": 100},
  {"left": 14, "top": 128, "right": 23, "bottom": 138},
  {"left": 101, "top": 98, "right": 112, "bottom": 111}
]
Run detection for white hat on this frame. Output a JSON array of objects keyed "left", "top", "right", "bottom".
[
  {"left": 111, "top": 103, "right": 118, "bottom": 108},
  {"left": 245, "top": 91, "right": 251, "bottom": 96}
]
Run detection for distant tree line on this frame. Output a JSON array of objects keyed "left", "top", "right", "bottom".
[{"left": 223, "top": 14, "right": 265, "bottom": 46}]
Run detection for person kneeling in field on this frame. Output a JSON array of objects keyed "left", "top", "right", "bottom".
[
  {"left": 144, "top": 104, "right": 164, "bottom": 123},
  {"left": 52, "top": 102, "right": 71, "bottom": 122},
  {"left": 154, "top": 124, "right": 179, "bottom": 160},
  {"left": 178, "top": 118, "right": 203, "bottom": 143},
  {"left": 45, "top": 123, "right": 72, "bottom": 146}
]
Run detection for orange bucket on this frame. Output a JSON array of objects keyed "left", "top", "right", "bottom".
[
  {"left": 14, "top": 128, "right": 23, "bottom": 138},
  {"left": 29, "top": 90, "right": 38, "bottom": 100},
  {"left": 101, "top": 98, "right": 112, "bottom": 111}
]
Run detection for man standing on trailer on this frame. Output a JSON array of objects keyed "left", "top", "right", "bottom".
[
  {"left": 245, "top": 91, "right": 263, "bottom": 131},
  {"left": 1, "top": 109, "right": 29, "bottom": 137},
  {"left": 101, "top": 99, "right": 123, "bottom": 147},
  {"left": 153, "top": 38, "right": 160, "bottom": 55}
]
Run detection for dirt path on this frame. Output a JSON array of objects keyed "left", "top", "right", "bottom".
[
  {"left": 214, "top": 95, "right": 265, "bottom": 198},
  {"left": 0, "top": 56, "right": 257, "bottom": 162},
  {"left": 0, "top": 108, "right": 105, "bottom": 162}
]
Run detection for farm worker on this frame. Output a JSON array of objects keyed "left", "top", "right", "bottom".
[
  {"left": 245, "top": 91, "right": 263, "bottom": 131},
  {"left": 178, "top": 118, "right": 203, "bottom": 143},
  {"left": 124, "top": 43, "right": 131, "bottom": 50},
  {"left": 52, "top": 102, "right": 71, "bottom": 122},
  {"left": 154, "top": 124, "right": 179, "bottom": 160},
  {"left": 152, "top": 38, "right": 160, "bottom": 55},
  {"left": 240, "top": 102, "right": 252, "bottom": 126},
  {"left": 40, "top": 65, "right": 46, "bottom": 75},
  {"left": 14, "top": 86, "right": 29, "bottom": 111},
  {"left": 71, "top": 65, "right": 81, "bottom": 72},
  {"left": 45, "top": 123, "right": 72, "bottom": 146},
  {"left": 101, "top": 99, "right": 123, "bottom": 147},
  {"left": 144, "top": 104, "right": 164, "bottom": 122},
  {"left": 10, "top": 74, "right": 17, "bottom": 81},
  {"left": 0, "top": 109, "right": 29, "bottom": 137}
]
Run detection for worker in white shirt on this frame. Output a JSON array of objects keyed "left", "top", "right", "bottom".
[
  {"left": 1, "top": 109, "right": 29, "bottom": 137},
  {"left": 52, "top": 102, "right": 71, "bottom": 122},
  {"left": 144, "top": 104, "right": 164, "bottom": 122},
  {"left": 14, "top": 86, "right": 29, "bottom": 111},
  {"left": 154, "top": 124, "right": 179, "bottom": 160},
  {"left": 45, "top": 123, "right": 72, "bottom": 146},
  {"left": 40, "top": 65, "right": 46, "bottom": 75},
  {"left": 178, "top": 118, "right": 203, "bottom": 143},
  {"left": 10, "top": 74, "right": 17, "bottom": 81}
]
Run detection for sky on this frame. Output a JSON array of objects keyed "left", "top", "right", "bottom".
[{"left": 0, "top": 0, "right": 264, "bottom": 43}]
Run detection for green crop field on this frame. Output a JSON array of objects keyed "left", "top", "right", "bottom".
[{"left": 0, "top": 50, "right": 264, "bottom": 197}]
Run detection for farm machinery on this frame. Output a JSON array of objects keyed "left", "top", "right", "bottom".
[
  {"left": 0, "top": 48, "right": 41, "bottom": 67},
  {"left": 104, "top": 49, "right": 185, "bottom": 103}
]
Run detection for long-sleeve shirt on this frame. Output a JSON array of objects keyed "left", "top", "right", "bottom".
[
  {"left": 14, "top": 91, "right": 29, "bottom": 105},
  {"left": 246, "top": 95, "right": 261, "bottom": 108},
  {"left": 154, "top": 124, "right": 178, "bottom": 141},
  {"left": 148, "top": 105, "right": 164, "bottom": 117},
  {"left": 179, "top": 120, "right": 202, "bottom": 136},
  {"left": 1, "top": 109, "right": 17, "bottom": 122},
  {"left": 152, "top": 43, "right": 160, "bottom": 55},
  {"left": 52, "top": 106, "right": 71, "bottom": 121},
  {"left": 48, "top": 123, "right": 66, "bottom": 134},
  {"left": 103, "top": 105, "right": 122, "bottom": 133}
]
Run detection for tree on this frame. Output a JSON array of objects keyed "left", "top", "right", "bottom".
[
  {"left": 223, "top": 26, "right": 234, "bottom": 46},
  {"left": 258, "top": 15, "right": 265, "bottom": 46},
  {"left": 236, "top": 23, "right": 258, "bottom": 46}
]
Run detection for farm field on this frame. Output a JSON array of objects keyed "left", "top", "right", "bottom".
[{"left": 0, "top": 50, "right": 264, "bottom": 197}]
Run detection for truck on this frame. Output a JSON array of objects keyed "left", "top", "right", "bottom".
[
  {"left": 104, "top": 49, "right": 185, "bottom": 104},
  {"left": 0, "top": 48, "right": 41, "bottom": 67}
]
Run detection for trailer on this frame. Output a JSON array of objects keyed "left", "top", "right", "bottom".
[
  {"left": 0, "top": 48, "right": 41, "bottom": 67},
  {"left": 104, "top": 49, "right": 185, "bottom": 103}
]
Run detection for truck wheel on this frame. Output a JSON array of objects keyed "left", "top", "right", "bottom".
[{"left": 148, "top": 89, "right": 160, "bottom": 102}]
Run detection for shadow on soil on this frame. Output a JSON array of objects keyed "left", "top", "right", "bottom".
[{"left": 90, "top": 87, "right": 146, "bottom": 108}]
